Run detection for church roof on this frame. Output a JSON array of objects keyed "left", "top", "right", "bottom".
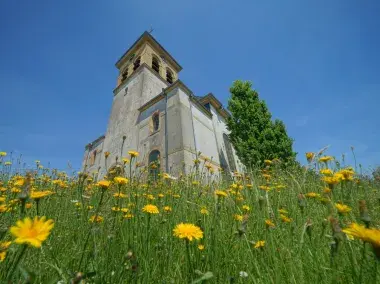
[{"left": 115, "top": 31, "right": 182, "bottom": 72}]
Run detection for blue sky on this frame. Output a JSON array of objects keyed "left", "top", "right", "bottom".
[{"left": 0, "top": 0, "right": 379, "bottom": 173}]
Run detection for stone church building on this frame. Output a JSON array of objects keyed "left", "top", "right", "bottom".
[{"left": 82, "top": 32, "right": 244, "bottom": 178}]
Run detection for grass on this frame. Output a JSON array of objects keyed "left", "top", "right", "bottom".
[{"left": 0, "top": 153, "right": 379, "bottom": 283}]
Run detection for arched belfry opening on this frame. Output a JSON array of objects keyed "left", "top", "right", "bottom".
[{"left": 152, "top": 55, "right": 160, "bottom": 73}]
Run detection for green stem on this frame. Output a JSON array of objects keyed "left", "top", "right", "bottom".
[{"left": 7, "top": 245, "right": 27, "bottom": 280}]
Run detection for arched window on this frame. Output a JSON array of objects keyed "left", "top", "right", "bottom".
[
  {"left": 166, "top": 68, "right": 173, "bottom": 84},
  {"left": 152, "top": 55, "right": 160, "bottom": 73},
  {"left": 133, "top": 56, "right": 141, "bottom": 71},
  {"left": 149, "top": 150, "right": 160, "bottom": 179},
  {"left": 223, "top": 133, "right": 236, "bottom": 172},
  {"left": 152, "top": 113, "right": 160, "bottom": 132}
]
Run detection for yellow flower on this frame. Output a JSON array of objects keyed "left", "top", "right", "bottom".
[
  {"left": 146, "top": 194, "right": 155, "bottom": 200},
  {"left": 173, "top": 223, "right": 203, "bottom": 241},
  {"left": 319, "top": 156, "right": 333, "bottom": 163},
  {"left": 113, "top": 192, "right": 127, "bottom": 198},
  {"left": 124, "top": 213, "right": 134, "bottom": 219},
  {"left": 280, "top": 214, "right": 292, "bottom": 223},
  {"left": 305, "top": 192, "right": 320, "bottom": 198},
  {"left": 0, "top": 241, "right": 11, "bottom": 250},
  {"left": 259, "top": 185, "right": 271, "bottom": 192},
  {"left": 305, "top": 152, "right": 314, "bottom": 162},
  {"left": 0, "top": 197, "right": 5, "bottom": 203},
  {"left": 200, "top": 208, "right": 209, "bottom": 215},
  {"left": 265, "top": 219, "right": 275, "bottom": 228},
  {"left": 30, "top": 190, "right": 54, "bottom": 200},
  {"left": 193, "top": 159, "right": 200, "bottom": 165},
  {"left": 234, "top": 214, "right": 243, "bottom": 221},
  {"left": 278, "top": 208, "right": 288, "bottom": 215},
  {"left": 14, "top": 178, "right": 25, "bottom": 187},
  {"left": 264, "top": 159, "right": 272, "bottom": 166},
  {"left": 158, "top": 193, "right": 164, "bottom": 198},
  {"left": 262, "top": 174, "right": 271, "bottom": 180},
  {"left": 4, "top": 161, "right": 11, "bottom": 166},
  {"left": 114, "top": 177, "right": 129, "bottom": 185},
  {"left": 0, "top": 204, "right": 8, "bottom": 212},
  {"left": 323, "top": 187, "right": 331, "bottom": 194},
  {"left": 0, "top": 252, "right": 6, "bottom": 262},
  {"left": 128, "top": 151, "right": 139, "bottom": 158},
  {"left": 10, "top": 216, "right": 54, "bottom": 248},
  {"left": 97, "top": 180, "right": 111, "bottom": 189},
  {"left": 343, "top": 223, "right": 380, "bottom": 250},
  {"left": 0, "top": 152, "right": 7, "bottom": 157},
  {"left": 11, "top": 187, "right": 21, "bottom": 193},
  {"left": 335, "top": 203, "right": 351, "bottom": 215},
  {"left": 89, "top": 215, "right": 104, "bottom": 223},
  {"left": 215, "top": 190, "right": 228, "bottom": 198},
  {"left": 112, "top": 207, "right": 121, "bottom": 212},
  {"left": 335, "top": 168, "right": 355, "bottom": 181},
  {"left": 198, "top": 244, "right": 205, "bottom": 251},
  {"left": 104, "top": 151, "right": 110, "bottom": 158},
  {"left": 164, "top": 206, "right": 172, "bottom": 212},
  {"left": 242, "top": 205, "right": 251, "bottom": 212},
  {"left": 122, "top": 157, "right": 130, "bottom": 164},
  {"left": 142, "top": 204, "right": 159, "bottom": 214},
  {"left": 322, "top": 176, "right": 340, "bottom": 186},
  {"left": 25, "top": 203, "right": 32, "bottom": 209},
  {"left": 320, "top": 169, "right": 333, "bottom": 176},
  {"left": 87, "top": 205, "right": 94, "bottom": 210},
  {"left": 254, "top": 240, "right": 265, "bottom": 249}
]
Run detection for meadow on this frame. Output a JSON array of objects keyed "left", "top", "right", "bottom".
[{"left": 0, "top": 150, "right": 379, "bottom": 283}]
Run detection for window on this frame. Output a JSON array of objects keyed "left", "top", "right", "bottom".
[
  {"left": 223, "top": 133, "right": 236, "bottom": 172},
  {"left": 149, "top": 150, "right": 160, "bottom": 180},
  {"left": 204, "top": 103, "right": 211, "bottom": 111},
  {"left": 90, "top": 150, "right": 97, "bottom": 166},
  {"left": 133, "top": 56, "right": 141, "bottom": 71},
  {"left": 152, "top": 55, "right": 160, "bottom": 73},
  {"left": 166, "top": 68, "right": 173, "bottom": 84},
  {"left": 121, "top": 67, "right": 128, "bottom": 81},
  {"left": 152, "top": 113, "right": 159, "bottom": 131}
]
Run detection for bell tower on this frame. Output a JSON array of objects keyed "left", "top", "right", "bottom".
[{"left": 115, "top": 31, "right": 182, "bottom": 88}]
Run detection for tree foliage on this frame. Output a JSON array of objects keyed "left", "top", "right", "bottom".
[{"left": 226, "top": 80, "right": 296, "bottom": 168}]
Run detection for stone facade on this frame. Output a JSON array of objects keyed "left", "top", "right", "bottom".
[{"left": 82, "top": 32, "right": 244, "bottom": 178}]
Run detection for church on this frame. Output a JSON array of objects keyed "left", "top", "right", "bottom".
[{"left": 82, "top": 31, "right": 244, "bottom": 178}]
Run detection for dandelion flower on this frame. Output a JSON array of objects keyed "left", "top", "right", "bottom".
[
  {"left": 173, "top": 223, "right": 203, "bottom": 241},
  {"left": 343, "top": 223, "right": 380, "bottom": 257},
  {"left": 97, "top": 180, "right": 111, "bottom": 189},
  {"left": 113, "top": 192, "right": 127, "bottom": 198},
  {"left": 280, "top": 214, "right": 292, "bottom": 223},
  {"left": 335, "top": 203, "right": 351, "bottom": 215},
  {"left": 198, "top": 244, "right": 205, "bottom": 251},
  {"left": 254, "top": 240, "right": 265, "bottom": 249},
  {"left": 104, "top": 151, "right": 110, "bottom": 158},
  {"left": 305, "top": 152, "right": 314, "bottom": 162},
  {"left": 89, "top": 215, "right": 104, "bottom": 223},
  {"left": 164, "top": 206, "right": 172, "bottom": 212},
  {"left": 0, "top": 152, "right": 7, "bottom": 157},
  {"left": 128, "top": 151, "right": 139, "bottom": 158},
  {"left": 234, "top": 214, "right": 243, "bottom": 221},
  {"left": 242, "top": 205, "right": 251, "bottom": 212},
  {"left": 265, "top": 219, "right": 275, "bottom": 228},
  {"left": 319, "top": 156, "right": 333, "bottom": 163},
  {"left": 10, "top": 216, "right": 54, "bottom": 248},
  {"left": 305, "top": 192, "right": 320, "bottom": 198},
  {"left": 320, "top": 169, "right": 333, "bottom": 176},
  {"left": 259, "top": 185, "right": 271, "bottom": 192},
  {"left": 200, "top": 208, "right": 209, "bottom": 215},
  {"left": 114, "top": 177, "right": 129, "bottom": 185},
  {"left": 142, "top": 204, "right": 159, "bottom": 214},
  {"left": 30, "top": 190, "right": 54, "bottom": 200},
  {"left": 122, "top": 158, "right": 130, "bottom": 164},
  {"left": 214, "top": 190, "right": 227, "bottom": 198}
]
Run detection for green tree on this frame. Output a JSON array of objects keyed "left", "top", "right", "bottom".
[{"left": 226, "top": 80, "right": 296, "bottom": 168}]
